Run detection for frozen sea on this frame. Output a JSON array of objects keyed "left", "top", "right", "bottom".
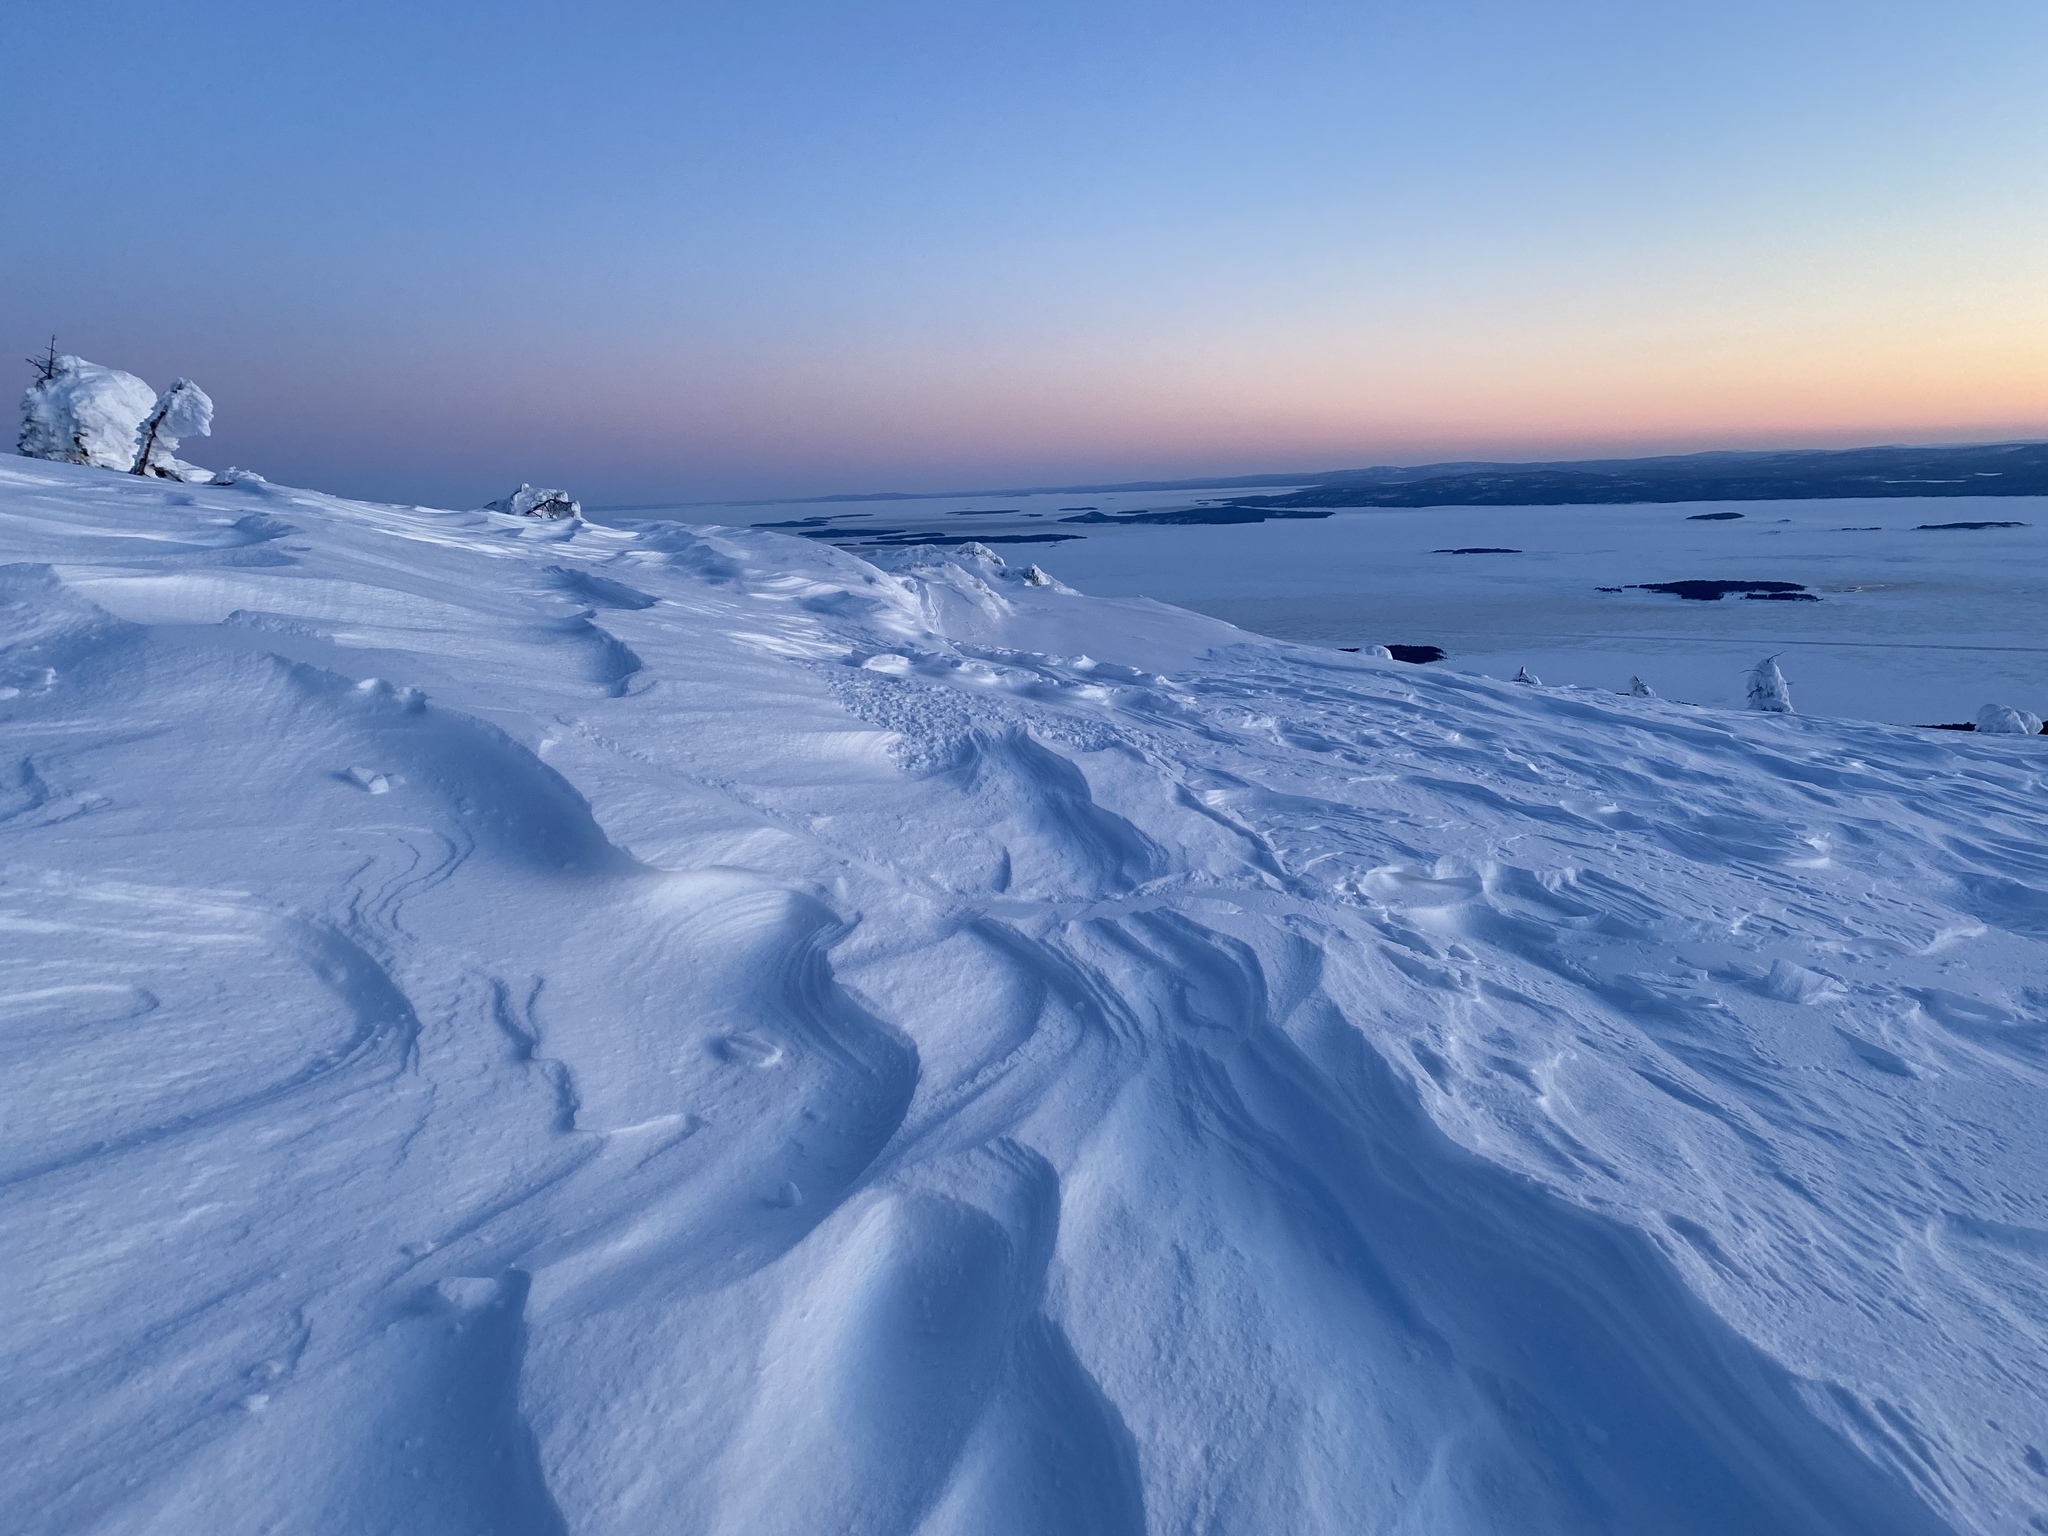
[{"left": 647, "top": 488, "right": 2048, "bottom": 726}]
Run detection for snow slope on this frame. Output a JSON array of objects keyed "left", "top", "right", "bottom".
[{"left": 5, "top": 459, "right": 2047, "bottom": 1535}]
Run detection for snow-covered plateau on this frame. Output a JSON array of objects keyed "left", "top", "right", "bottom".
[{"left": 5, "top": 458, "right": 2047, "bottom": 1535}]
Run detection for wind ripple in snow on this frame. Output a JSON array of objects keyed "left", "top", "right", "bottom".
[{"left": 4, "top": 466, "right": 2044, "bottom": 1535}]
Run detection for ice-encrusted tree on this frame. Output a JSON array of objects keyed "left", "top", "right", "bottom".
[
  {"left": 486, "top": 485, "right": 580, "bottom": 519},
  {"left": 1974, "top": 703, "right": 2044, "bottom": 735},
  {"left": 18, "top": 353, "right": 158, "bottom": 469},
  {"left": 131, "top": 379, "right": 214, "bottom": 478},
  {"left": 1747, "top": 656, "right": 1793, "bottom": 713}
]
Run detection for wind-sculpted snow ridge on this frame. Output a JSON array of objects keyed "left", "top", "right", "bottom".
[{"left": 4, "top": 461, "right": 2046, "bottom": 1536}]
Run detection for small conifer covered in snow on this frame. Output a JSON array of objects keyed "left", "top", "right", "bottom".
[
  {"left": 130, "top": 379, "right": 214, "bottom": 478},
  {"left": 1747, "top": 656, "right": 1793, "bottom": 713},
  {"left": 18, "top": 354, "right": 158, "bottom": 469},
  {"left": 486, "top": 485, "right": 580, "bottom": 520},
  {"left": 1974, "top": 703, "right": 2044, "bottom": 735}
]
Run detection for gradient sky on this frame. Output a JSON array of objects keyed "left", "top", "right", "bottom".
[{"left": 6, "top": 0, "right": 2046, "bottom": 505}]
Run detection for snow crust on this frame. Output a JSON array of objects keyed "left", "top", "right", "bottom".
[{"left": 5, "top": 460, "right": 2046, "bottom": 1534}]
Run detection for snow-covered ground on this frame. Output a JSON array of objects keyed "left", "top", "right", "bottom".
[
  {"left": 7, "top": 459, "right": 2047, "bottom": 1535},
  {"left": 671, "top": 488, "right": 2048, "bottom": 727}
]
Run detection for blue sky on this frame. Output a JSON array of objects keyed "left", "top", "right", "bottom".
[{"left": 6, "top": 1, "right": 2045, "bottom": 504}]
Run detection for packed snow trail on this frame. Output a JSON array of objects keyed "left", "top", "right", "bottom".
[{"left": 4, "top": 461, "right": 2045, "bottom": 1535}]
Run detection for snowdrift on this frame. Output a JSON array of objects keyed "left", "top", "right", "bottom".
[{"left": 4, "top": 460, "right": 2045, "bottom": 1535}]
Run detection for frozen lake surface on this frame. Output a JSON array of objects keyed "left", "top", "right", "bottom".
[{"left": 663, "top": 489, "right": 2048, "bottom": 726}]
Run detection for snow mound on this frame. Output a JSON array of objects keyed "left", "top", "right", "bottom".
[{"left": 4, "top": 458, "right": 2043, "bottom": 1535}]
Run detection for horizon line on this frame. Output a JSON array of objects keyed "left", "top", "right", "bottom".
[{"left": 587, "top": 432, "right": 2048, "bottom": 514}]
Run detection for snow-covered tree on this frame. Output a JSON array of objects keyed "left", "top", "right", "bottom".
[
  {"left": 486, "top": 485, "right": 580, "bottom": 519},
  {"left": 1023, "top": 564, "right": 1051, "bottom": 587},
  {"left": 131, "top": 379, "right": 214, "bottom": 478},
  {"left": 18, "top": 355, "right": 157, "bottom": 469},
  {"left": 1628, "top": 676, "right": 1655, "bottom": 697},
  {"left": 1514, "top": 665, "right": 1541, "bottom": 685},
  {"left": 1747, "top": 656, "right": 1793, "bottom": 713},
  {"left": 1974, "top": 703, "right": 2044, "bottom": 735}
]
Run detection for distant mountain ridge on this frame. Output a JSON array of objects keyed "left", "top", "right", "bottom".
[
  {"left": 1222, "top": 439, "right": 2048, "bottom": 510},
  {"left": 600, "top": 438, "right": 2048, "bottom": 514}
]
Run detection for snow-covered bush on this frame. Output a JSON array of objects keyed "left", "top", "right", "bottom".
[
  {"left": 1974, "top": 703, "right": 2044, "bottom": 735},
  {"left": 1514, "top": 665, "right": 1541, "bottom": 685},
  {"left": 1747, "top": 656, "right": 1793, "bottom": 713},
  {"left": 1628, "top": 676, "right": 1655, "bottom": 697},
  {"left": 1023, "top": 564, "right": 1052, "bottom": 587},
  {"left": 486, "top": 485, "right": 580, "bottom": 520},
  {"left": 18, "top": 356, "right": 157, "bottom": 468},
  {"left": 131, "top": 379, "right": 214, "bottom": 478}
]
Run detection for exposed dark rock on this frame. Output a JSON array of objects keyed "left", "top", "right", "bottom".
[
  {"left": 1687, "top": 511, "right": 1744, "bottom": 520},
  {"left": 1434, "top": 547, "right": 1522, "bottom": 554}
]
